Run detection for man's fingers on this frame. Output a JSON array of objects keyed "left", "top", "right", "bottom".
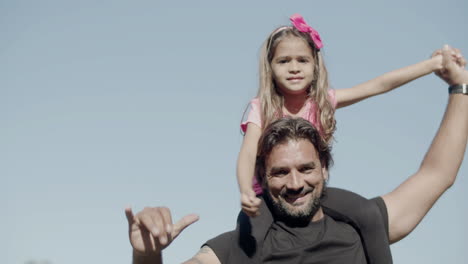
[
  {"left": 125, "top": 207, "right": 135, "bottom": 226},
  {"left": 159, "top": 207, "right": 173, "bottom": 234},
  {"left": 440, "top": 45, "right": 466, "bottom": 85},
  {"left": 127, "top": 206, "right": 195, "bottom": 252},
  {"left": 172, "top": 214, "right": 199, "bottom": 238},
  {"left": 458, "top": 55, "right": 467, "bottom": 68},
  {"left": 442, "top": 45, "right": 456, "bottom": 71},
  {"left": 154, "top": 207, "right": 172, "bottom": 245},
  {"left": 139, "top": 210, "right": 160, "bottom": 237}
]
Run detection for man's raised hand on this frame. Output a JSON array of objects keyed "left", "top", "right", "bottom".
[
  {"left": 433, "top": 45, "right": 467, "bottom": 85},
  {"left": 125, "top": 206, "right": 199, "bottom": 256}
]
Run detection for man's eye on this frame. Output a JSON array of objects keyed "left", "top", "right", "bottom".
[
  {"left": 272, "top": 170, "right": 288, "bottom": 177},
  {"left": 300, "top": 167, "right": 314, "bottom": 173}
]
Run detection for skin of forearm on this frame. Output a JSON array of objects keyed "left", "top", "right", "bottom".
[
  {"left": 374, "top": 57, "right": 440, "bottom": 94},
  {"left": 133, "top": 251, "right": 162, "bottom": 264},
  {"left": 384, "top": 88, "right": 468, "bottom": 243},
  {"left": 237, "top": 124, "right": 262, "bottom": 194},
  {"left": 336, "top": 57, "right": 441, "bottom": 109},
  {"left": 420, "top": 93, "right": 468, "bottom": 186},
  {"left": 237, "top": 150, "right": 257, "bottom": 193}
]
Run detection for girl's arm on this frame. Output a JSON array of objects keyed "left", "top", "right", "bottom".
[
  {"left": 335, "top": 56, "right": 442, "bottom": 109},
  {"left": 237, "top": 123, "right": 262, "bottom": 216}
]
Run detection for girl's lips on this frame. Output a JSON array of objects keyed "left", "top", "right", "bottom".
[{"left": 287, "top": 77, "right": 304, "bottom": 84}]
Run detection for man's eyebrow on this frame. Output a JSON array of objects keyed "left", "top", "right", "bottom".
[
  {"left": 269, "top": 161, "right": 316, "bottom": 172},
  {"left": 269, "top": 166, "right": 288, "bottom": 174},
  {"left": 300, "top": 161, "right": 316, "bottom": 168}
]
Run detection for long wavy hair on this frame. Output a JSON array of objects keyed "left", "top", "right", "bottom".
[{"left": 257, "top": 26, "right": 336, "bottom": 143}]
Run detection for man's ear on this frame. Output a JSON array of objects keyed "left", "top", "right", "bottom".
[{"left": 322, "top": 167, "right": 329, "bottom": 181}]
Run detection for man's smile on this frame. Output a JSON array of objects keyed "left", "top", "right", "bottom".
[{"left": 281, "top": 189, "right": 313, "bottom": 205}]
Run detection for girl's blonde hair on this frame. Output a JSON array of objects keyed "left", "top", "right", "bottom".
[{"left": 257, "top": 26, "right": 336, "bottom": 143}]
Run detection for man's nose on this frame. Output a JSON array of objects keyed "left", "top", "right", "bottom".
[{"left": 285, "top": 170, "right": 304, "bottom": 191}]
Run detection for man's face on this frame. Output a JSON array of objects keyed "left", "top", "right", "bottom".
[{"left": 265, "top": 139, "right": 328, "bottom": 223}]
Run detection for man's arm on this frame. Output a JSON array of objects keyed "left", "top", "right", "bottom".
[
  {"left": 382, "top": 46, "right": 468, "bottom": 243},
  {"left": 182, "top": 246, "right": 221, "bottom": 264},
  {"left": 132, "top": 245, "right": 220, "bottom": 264}
]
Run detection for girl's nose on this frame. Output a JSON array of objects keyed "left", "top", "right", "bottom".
[{"left": 288, "top": 61, "right": 300, "bottom": 73}]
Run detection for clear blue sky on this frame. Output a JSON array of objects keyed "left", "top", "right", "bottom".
[{"left": 3, "top": 0, "right": 467, "bottom": 263}]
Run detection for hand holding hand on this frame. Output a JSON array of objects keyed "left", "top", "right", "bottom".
[
  {"left": 431, "top": 46, "right": 466, "bottom": 73},
  {"left": 125, "top": 206, "right": 199, "bottom": 256},
  {"left": 432, "top": 45, "right": 467, "bottom": 85},
  {"left": 241, "top": 189, "right": 262, "bottom": 217}
]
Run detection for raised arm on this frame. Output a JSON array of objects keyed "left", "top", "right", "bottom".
[
  {"left": 237, "top": 123, "right": 262, "bottom": 216},
  {"left": 382, "top": 46, "right": 468, "bottom": 243},
  {"left": 125, "top": 207, "right": 220, "bottom": 264},
  {"left": 335, "top": 56, "right": 442, "bottom": 108}
]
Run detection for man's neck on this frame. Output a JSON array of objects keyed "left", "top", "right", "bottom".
[{"left": 311, "top": 207, "right": 325, "bottom": 222}]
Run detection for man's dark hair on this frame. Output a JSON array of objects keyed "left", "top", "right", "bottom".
[{"left": 255, "top": 117, "right": 333, "bottom": 187}]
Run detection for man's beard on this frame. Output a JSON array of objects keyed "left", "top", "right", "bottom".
[{"left": 264, "top": 181, "right": 326, "bottom": 227}]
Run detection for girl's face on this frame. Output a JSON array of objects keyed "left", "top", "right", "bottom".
[{"left": 271, "top": 36, "right": 315, "bottom": 95}]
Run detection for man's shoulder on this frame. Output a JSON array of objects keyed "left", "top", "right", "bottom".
[
  {"left": 204, "top": 230, "right": 236, "bottom": 248},
  {"left": 202, "top": 230, "right": 237, "bottom": 263}
]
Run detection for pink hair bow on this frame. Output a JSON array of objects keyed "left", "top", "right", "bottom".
[{"left": 290, "top": 14, "right": 323, "bottom": 50}]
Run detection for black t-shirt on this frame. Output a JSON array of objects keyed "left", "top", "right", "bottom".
[
  {"left": 261, "top": 215, "right": 366, "bottom": 263},
  {"left": 204, "top": 197, "right": 388, "bottom": 264}
]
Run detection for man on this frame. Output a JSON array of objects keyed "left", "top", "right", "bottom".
[{"left": 125, "top": 46, "right": 468, "bottom": 263}]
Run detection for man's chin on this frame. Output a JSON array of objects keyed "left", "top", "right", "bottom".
[
  {"left": 265, "top": 192, "right": 321, "bottom": 226},
  {"left": 281, "top": 200, "right": 318, "bottom": 217}
]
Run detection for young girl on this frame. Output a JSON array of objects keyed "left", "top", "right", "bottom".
[{"left": 237, "top": 14, "right": 445, "bottom": 263}]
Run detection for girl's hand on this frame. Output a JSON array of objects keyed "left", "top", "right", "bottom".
[{"left": 241, "top": 189, "right": 262, "bottom": 217}]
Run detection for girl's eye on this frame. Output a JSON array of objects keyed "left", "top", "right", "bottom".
[
  {"left": 278, "top": 60, "right": 288, "bottom": 64},
  {"left": 298, "top": 59, "right": 309, "bottom": 63}
]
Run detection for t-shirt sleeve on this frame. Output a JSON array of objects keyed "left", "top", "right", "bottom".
[
  {"left": 241, "top": 98, "right": 262, "bottom": 133},
  {"left": 371, "top": 196, "right": 389, "bottom": 238},
  {"left": 321, "top": 188, "right": 392, "bottom": 263},
  {"left": 202, "top": 231, "right": 235, "bottom": 263},
  {"left": 327, "top": 89, "right": 337, "bottom": 109},
  {"left": 321, "top": 187, "right": 390, "bottom": 239}
]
